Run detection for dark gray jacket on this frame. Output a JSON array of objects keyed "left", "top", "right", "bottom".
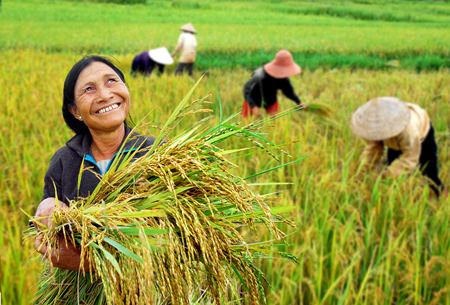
[{"left": 43, "top": 126, "right": 154, "bottom": 204}]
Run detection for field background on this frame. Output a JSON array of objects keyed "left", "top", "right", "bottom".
[{"left": 0, "top": 0, "right": 449, "bottom": 304}]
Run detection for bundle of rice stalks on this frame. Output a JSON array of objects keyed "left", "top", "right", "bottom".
[
  {"left": 28, "top": 79, "right": 294, "bottom": 305},
  {"left": 301, "top": 102, "right": 333, "bottom": 117}
]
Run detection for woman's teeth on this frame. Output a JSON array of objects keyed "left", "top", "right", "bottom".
[{"left": 98, "top": 103, "right": 119, "bottom": 114}]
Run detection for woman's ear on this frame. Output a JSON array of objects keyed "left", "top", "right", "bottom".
[{"left": 69, "top": 105, "right": 82, "bottom": 121}]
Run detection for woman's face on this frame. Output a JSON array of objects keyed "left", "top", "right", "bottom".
[{"left": 71, "top": 61, "right": 130, "bottom": 134}]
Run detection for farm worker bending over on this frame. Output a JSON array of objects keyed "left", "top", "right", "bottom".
[
  {"left": 351, "top": 96, "right": 445, "bottom": 196},
  {"left": 33, "top": 56, "right": 155, "bottom": 270},
  {"left": 172, "top": 23, "right": 197, "bottom": 76},
  {"left": 242, "top": 49, "right": 306, "bottom": 118},
  {"left": 131, "top": 47, "right": 174, "bottom": 76}
]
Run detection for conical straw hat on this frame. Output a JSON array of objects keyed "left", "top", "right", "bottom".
[
  {"left": 148, "top": 47, "right": 174, "bottom": 65},
  {"left": 180, "top": 23, "right": 196, "bottom": 33},
  {"left": 264, "top": 49, "right": 301, "bottom": 79},
  {"left": 351, "top": 97, "right": 411, "bottom": 141}
]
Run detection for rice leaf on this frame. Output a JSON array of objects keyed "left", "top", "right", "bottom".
[
  {"left": 245, "top": 157, "right": 305, "bottom": 180},
  {"left": 94, "top": 243, "right": 123, "bottom": 277},
  {"left": 114, "top": 227, "right": 168, "bottom": 236},
  {"left": 118, "top": 209, "right": 166, "bottom": 218},
  {"left": 103, "top": 237, "right": 143, "bottom": 264}
]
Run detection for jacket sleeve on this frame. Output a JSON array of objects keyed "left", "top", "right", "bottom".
[
  {"left": 43, "top": 153, "right": 63, "bottom": 201},
  {"left": 361, "top": 141, "right": 384, "bottom": 170},
  {"left": 243, "top": 78, "right": 258, "bottom": 108},
  {"left": 280, "top": 79, "right": 301, "bottom": 104},
  {"left": 385, "top": 131, "right": 421, "bottom": 177}
]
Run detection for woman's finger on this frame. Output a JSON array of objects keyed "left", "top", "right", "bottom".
[{"left": 34, "top": 235, "right": 48, "bottom": 255}]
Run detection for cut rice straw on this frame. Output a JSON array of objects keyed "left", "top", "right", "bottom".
[{"left": 302, "top": 102, "right": 334, "bottom": 117}]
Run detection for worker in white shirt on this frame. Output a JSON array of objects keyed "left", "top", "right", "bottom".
[
  {"left": 172, "top": 23, "right": 197, "bottom": 76},
  {"left": 351, "top": 96, "right": 445, "bottom": 196}
]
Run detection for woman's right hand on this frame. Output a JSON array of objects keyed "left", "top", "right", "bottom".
[
  {"left": 298, "top": 103, "right": 308, "bottom": 109},
  {"left": 251, "top": 106, "right": 261, "bottom": 118},
  {"left": 34, "top": 198, "right": 89, "bottom": 271}
]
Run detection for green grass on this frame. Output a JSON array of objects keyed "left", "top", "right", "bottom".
[
  {"left": 198, "top": 51, "right": 450, "bottom": 71},
  {"left": 0, "top": 0, "right": 449, "bottom": 69}
]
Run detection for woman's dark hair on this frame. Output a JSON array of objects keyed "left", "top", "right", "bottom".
[{"left": 62, "top": 55, "right": 127, "bottom": 135}]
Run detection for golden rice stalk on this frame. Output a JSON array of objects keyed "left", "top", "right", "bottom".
[{"left": 28, "top": 77, "right": 294, "bottom": 305}]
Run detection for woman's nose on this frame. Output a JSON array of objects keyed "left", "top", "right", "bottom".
[{"left": 97, "top": 86, "right": 113, "bottom": 101}]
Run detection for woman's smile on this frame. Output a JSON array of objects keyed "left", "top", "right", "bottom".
[{"left": 95, "top": 102, "right": 121, "bottom": 115}]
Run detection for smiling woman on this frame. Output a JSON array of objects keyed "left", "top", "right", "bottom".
[
  {"left": 33, "top": 55, "right": 155, "bottom": 271},
  {"left": 69, "top": 61, "right": 131, "bottom": 159}
]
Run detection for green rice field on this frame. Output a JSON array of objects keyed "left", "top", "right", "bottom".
[{"left": 0, "top": 0, "right": 449, "bottom": 304}]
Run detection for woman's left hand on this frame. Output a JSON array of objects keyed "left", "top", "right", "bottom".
[
  {"left": 35, "top": 234, "right": 90, "bottom": 271},
  {"left": 33, "top": 198, "right": 90, "bottom": 271}
]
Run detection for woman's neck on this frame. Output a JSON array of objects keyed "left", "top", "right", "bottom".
[{"left": 89, "top": 125, "right": 125, "bottom": 161}]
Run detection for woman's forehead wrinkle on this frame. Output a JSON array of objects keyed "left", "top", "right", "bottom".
[
  {"left": 76, "top": 65, "right": 115, "bottom": 89},
  {"left": 80, "top": 63, "right": 117, "bottom": 81}
]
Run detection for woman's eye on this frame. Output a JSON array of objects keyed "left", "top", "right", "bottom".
[
  {"left": 107, "top": 78, "right": 118, "bottom": 84},
  {"left": 83, "top": 86, "right": 94, "bottom": 93}
]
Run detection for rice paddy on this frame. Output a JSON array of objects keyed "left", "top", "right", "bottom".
[{"left": 1, "top": 0, "right": 449, "bottom": 304}]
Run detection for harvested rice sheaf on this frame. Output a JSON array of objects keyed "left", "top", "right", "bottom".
[{"left": 29, "top": 80, "right": 294, "bottom": 305}]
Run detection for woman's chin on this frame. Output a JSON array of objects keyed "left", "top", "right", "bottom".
[{"left": 88, "top": 118, "right": 126, "bottom": 134}]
